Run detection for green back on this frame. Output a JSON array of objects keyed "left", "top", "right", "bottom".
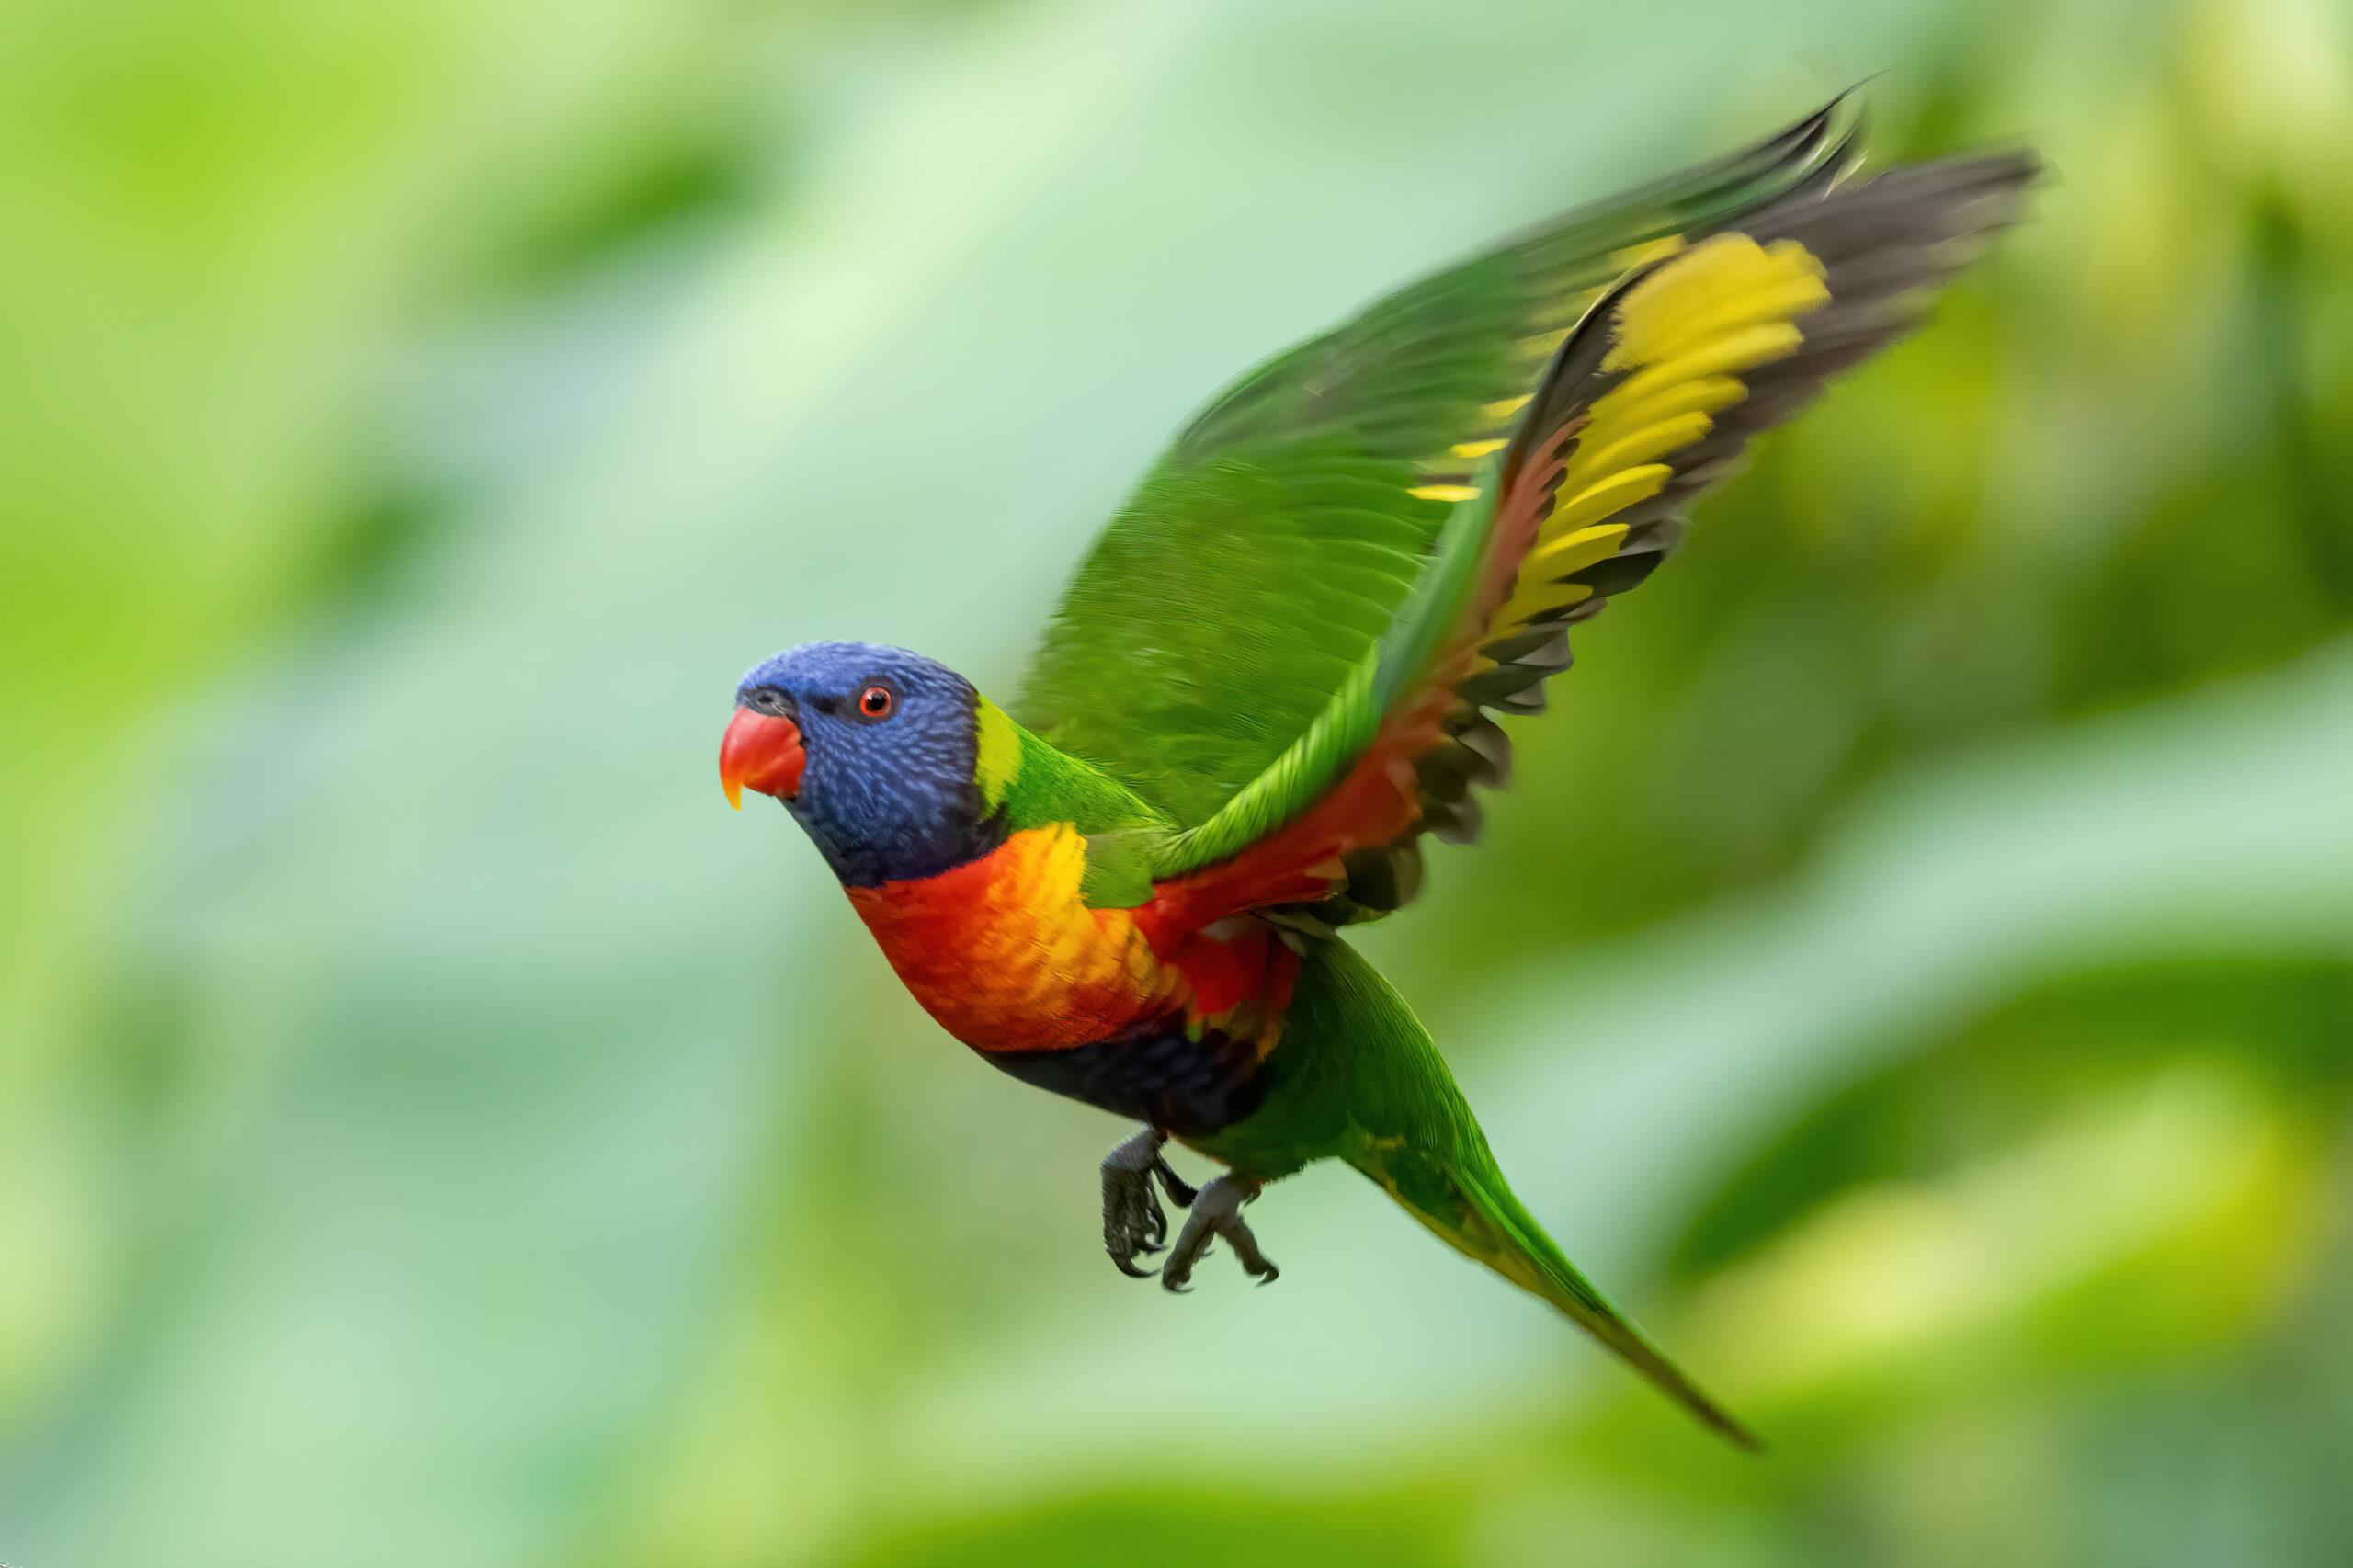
[
  {"left": 1015, "top": 100, "right": 1854, "bottom": 826},
  {"left": 973, "top": 697, "right": 1172, "bottom": 905}
]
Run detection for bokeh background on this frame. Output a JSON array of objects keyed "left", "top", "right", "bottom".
[{"left": 6, "top": 0, "right": 2352, "bottom": 1563}]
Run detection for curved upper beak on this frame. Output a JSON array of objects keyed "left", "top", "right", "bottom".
[{"left": 720, "top": 707, "right": 806, "bottom": 809}]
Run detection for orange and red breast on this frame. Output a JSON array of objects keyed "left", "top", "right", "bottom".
[{"left": 844, "top": 824, "right": 1295, "bottom": 1055}]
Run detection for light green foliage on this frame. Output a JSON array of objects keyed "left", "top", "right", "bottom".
[{"left": 6, "top": 0, "right": 2353, "bottom": 1566}]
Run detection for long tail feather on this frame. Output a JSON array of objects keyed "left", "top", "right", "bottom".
[{"left": 1353, "top": 1143, "right": 1762, "bottom": 1449}]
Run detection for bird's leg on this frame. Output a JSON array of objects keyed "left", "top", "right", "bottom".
[
  {"left": 1161, "top": 1173, "right": 1279, "bottom": 1291},
  {"left": 1100, "top": 1127, "right": 1198, "bottom": 1278}
]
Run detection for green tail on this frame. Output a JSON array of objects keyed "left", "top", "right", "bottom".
[
  {"left": 1351, "top": 1138, "right": 1762, "bottom": 1450},
  {"left": 1193, "top": 937, "right": 1759, "bottom": 1448}
]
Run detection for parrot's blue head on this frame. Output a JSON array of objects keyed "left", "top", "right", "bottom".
[{"left": 721, "top": 641, "right": 1002, "bottom": 885}]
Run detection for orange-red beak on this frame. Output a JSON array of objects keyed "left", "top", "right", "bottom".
[{"left": 720, "top": 707, "right": 806, "bottom": 809}]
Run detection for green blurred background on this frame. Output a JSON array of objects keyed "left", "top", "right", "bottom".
[{"left": 5, "top": 0, "right": 2351, "bottom": 1562}]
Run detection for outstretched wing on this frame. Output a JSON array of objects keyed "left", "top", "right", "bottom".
[
  {"left": 1140, "top": 148, "right": 2040, "bottom": 935},
  {"left": 1016, "top": 100, "right": 1859, "bottom": 828}
]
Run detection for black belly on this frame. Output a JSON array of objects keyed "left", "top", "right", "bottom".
[{"left": 981, "top": 1022, "right": 1270, "bottom": 1137}]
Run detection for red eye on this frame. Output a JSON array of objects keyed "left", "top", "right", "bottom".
[{"left": 856, "top": 683, "right": 896, "bottom": 721}]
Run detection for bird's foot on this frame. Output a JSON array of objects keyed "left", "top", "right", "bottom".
[
  {"left": 1161, "top": 1173, "right": 1278, "bottom": 1292},
  {"left": 1101, "top": 1127, "right": 1198, "bottom": 1278}
]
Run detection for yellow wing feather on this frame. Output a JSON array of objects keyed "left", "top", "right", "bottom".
[{"left": 1487, "top": 233, "right": 1831, "bottom": 642}]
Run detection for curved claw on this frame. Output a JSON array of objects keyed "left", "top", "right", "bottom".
[
  {"left": 1163, "top": 1240, "right": 1215, "bottom": 1294},
  {"left": 1156, "top": 1174, "right": 1276, "bottom": 1292},
  {"left": 1103, "top": 1128, "right": 1186, "bottom": 1279},
  {"left": 1106, "top": 1129, "right": 1273, "bottom": 1288}
]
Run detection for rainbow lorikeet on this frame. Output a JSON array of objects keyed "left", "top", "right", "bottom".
[{"left": 721, "top": 97, "right": 2035, "bottom": 1448}]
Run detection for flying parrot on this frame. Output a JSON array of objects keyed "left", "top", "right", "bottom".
[{"left": 720, "top": 97, "right": 2036, "bottom": 1448}]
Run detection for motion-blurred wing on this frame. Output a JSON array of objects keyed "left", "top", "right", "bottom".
[
  {"left": 1141, "top": 148, "right": 2039, "bottom": 933},
  {"left": 1016, "top": 100, "right": 1860, "bottom": 827}
]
